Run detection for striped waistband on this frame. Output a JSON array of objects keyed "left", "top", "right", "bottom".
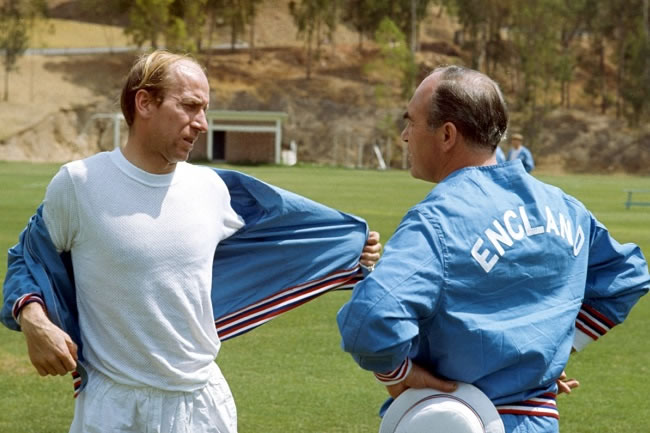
[{"left": 496, "top": 393, "right": 559, "bottom": 419}]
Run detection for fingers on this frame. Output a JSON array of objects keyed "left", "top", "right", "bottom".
[
  {"left": 23, "top": 321, "right": 78, "bottom": 376},
  {"left": 557, "top": 380, "right": 572, "bottom": 394},
  {"left": 386, "top": 374, "right": 458, "bottom": 401},
  {"left": 556, "top": 370, "right": 580, "bottom": 395},
  {"left": 33, "top": 344, "right": 77, "bottom": 376},
  {"left": 66, "top": 337, "right": 79, "bottom": 362},
  {"left": 423, "top": 374, "right": 457, "bottom": 393},
  {"left": 394, "top": 362, "right": 458, "bottom": 397},
  {"left": 361, "top": 231, "right": 382, "bottom": 267},
  {"left": 386, "top": 382, "right": 409, "bottom": 400},
  {"left": 558, "top": 378, "right": 580, "bottom": 394}
]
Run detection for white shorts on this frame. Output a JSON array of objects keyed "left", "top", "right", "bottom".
[{"left": 69, "top": 363, "right": 237, "bottom": 433}]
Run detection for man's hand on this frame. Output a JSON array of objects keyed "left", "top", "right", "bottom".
[
  {"left": 19, "top": 303, "right": 78, "bottom": 376},
  {"left": 361, "top": 231, "right": 382, "bottom": 268},
  {"left": 386, "top": 362, "right": 457, "bottom": 400},
  {"left": 556, "top": 370, "right": 579, "bottom": 395}
]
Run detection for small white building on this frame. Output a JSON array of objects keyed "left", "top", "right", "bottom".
[{"left": 192, "top": 110, "right": 289, "bottom": 164}]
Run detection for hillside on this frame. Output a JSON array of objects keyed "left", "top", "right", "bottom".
[{"left": 1, "top": 0, "right": 649, "bottom": 174}]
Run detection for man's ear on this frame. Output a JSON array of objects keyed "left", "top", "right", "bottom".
[
  {"left": 439, "top": 122, "right": 457, "bottom": 152},
  {"left": 134, "top": 89, "right": 156, "bottom": 120}
]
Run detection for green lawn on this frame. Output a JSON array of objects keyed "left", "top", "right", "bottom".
[{"left": 0, "top": 161, "right": 648, "bottom": 432}]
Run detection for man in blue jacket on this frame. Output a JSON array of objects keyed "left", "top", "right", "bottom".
[
  {"left": 337, "top": 65, "right": 649, "bottom": 433},
  {"left": 3, "top": 50, "right": 380, "bottom": 433},
  {"left": 507, "top": 132, "right": 534, "bottom": 172}
]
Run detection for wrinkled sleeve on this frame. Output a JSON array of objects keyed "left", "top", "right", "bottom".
[
  {"left": 2, "top": 222, "right": 44, "bottom": 331},
  {"left": 337, "top": 209, "right": 446, "bottom": 374},
  {"left": 2, "top": 166, "right": 78, "bottom": 331},
  {"left": 573, "top": 214, "right": 649, "bottom": 351}
]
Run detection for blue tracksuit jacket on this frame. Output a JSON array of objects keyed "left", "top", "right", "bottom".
[
  {"left": 337, "top": 161, "right": 649, "bottom": 431},
  {"left": 2, "top": 168, "right": 368, "bottom": 395}
]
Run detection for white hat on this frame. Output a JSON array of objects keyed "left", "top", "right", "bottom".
[{"left": 379, "top": 383, "right": 505, "bottom": 433}]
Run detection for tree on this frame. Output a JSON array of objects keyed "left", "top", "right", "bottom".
[
  {"left": 365, "top": 18, "right": 415, "bottom": 106},
  {"left": 1, "top": 0, "right": 29, "bottom": 101},
  {"left": 80, "top": 0, "right": 130, "bottom": 47},
  {"left": 241, "top": 0, "right": 263, "bottom": 62},
  {"left": 289, "top": 0, "right": 337, "bottom": 79},
  {"left": 173, "top": 0, "right": 208, "bottom": 52},
  {"left": 125, "top": 0, "right": 174, "bottom": 49},
  {"left": 341, "top": 0, "right": 432, "bottom": 54}
]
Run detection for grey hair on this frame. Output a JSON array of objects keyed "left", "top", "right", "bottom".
[{"left": 426, "top": 65, "right": 508, "bottom": 151}]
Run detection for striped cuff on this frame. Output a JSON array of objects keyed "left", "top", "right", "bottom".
[
  {"left": 12, "top": 293, "right": 46, "bottom": 324},
  {"left": 496, "top": 392, "right": 559, "bottom": 419},
  {"left": 374, "top": 358, "right": 412, "bottom": 385},
  {"left": 574, "top": 304, "right": 615, "bottom": 350}
]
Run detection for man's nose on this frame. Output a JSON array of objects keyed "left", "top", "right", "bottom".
[{"left": 192, "top": 110, "right": 208, "bottom": 132}]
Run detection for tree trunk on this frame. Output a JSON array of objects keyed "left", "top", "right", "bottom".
[
  {"left": 598, "top": 40, "right": 606, "bottom": 114},
  {"left": 4, "top": 62, "right": 9, "bottom": 102},
  {"left": 306, "top": 27, "right": 313, "bottom": 79},
  {"left": 230, "top": 20, "right": 237, "bottom": 51},
  {"left": 248, "top": 12, "right": 256, "bottom": 63},
  {"left": 205, "top": 8, "right": 217, "bottom": 72},
  {"left": 616, "top": 44, "right": 624, "bottom": 119},
  {"left": 410, "top": 0, "right": 417, "bottom": 54}
]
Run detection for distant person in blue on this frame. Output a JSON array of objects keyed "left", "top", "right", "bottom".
[
  {"left": 507, "top": 132, "right": 534, "bottom": 172},
  {"left": 337, "top": 65, "right": 649, "bottom": 433}
]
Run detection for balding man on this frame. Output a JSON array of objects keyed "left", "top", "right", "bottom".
[
  {"left": 337, "top": 65, "right": 648, "bottom": 433},
  {"left": 4, "top": 50, "right": 381, "bottom": 433}
]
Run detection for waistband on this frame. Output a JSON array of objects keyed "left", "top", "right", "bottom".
[{"left": 495, "top": 393, "right": 559, "bottom": 419}]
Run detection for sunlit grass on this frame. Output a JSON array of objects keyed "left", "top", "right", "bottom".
[{"left": 0, "top": 162, "right": 648, "bottom": 432}]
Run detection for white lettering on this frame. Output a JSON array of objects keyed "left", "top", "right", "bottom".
[
  {"left": 573, "top": 225, "right": 585, "bottom": 256},
  {"left": 545, "top": 206, "right": 560, "bottom": 236},
  {"left": 471, "top": 237, "right": 498, "bottom": 273},
  {"left": 486, "top": 221, "right": 513, "bottom": 256},
  {"left": 504, "top": 209, "right": 524, "bottom": 240},
  {"left": 519, "top": 206, "right": 544, "bottom": 235},
  {"left": 559, "top": 213, "right": 573, "bottom": 245}
]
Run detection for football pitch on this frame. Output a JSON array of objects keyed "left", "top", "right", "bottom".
[{"left": 1, "top": 161, "right": 648, "bottom": 433}]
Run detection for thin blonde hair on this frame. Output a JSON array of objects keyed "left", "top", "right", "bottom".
[{"left": 120, "top": 50, "right": 203, "bottom": 126}]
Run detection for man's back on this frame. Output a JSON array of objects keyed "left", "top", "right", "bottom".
[
  {"left": 409, "top": 162, "right": 591, "bottom": 403},
  {"left": 338, "top": 161, "right": 648, "bottom": 405}
]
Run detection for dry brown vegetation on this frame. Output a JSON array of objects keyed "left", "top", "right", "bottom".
[{"left": 1, "top": 1, "right": 649, "bottom": 173}]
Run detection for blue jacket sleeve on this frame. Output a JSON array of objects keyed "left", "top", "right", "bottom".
[
  {"left": 574, "top": 214, "right": 649, "bottom": 349},
  {"left": 337, "top": 209, "right": 445, "bottom": 374},
  {"left": 584, "top": 216, "right": 649, "bottom": 320},
  {"left": 1, "top": 207, "right": 78, "bottom": 338},
  {"left": 210, "top": 169, "right": 369, "bottom": 340},
  {"left": 1, "top": 223, "right": 44, "bottom": 331}
]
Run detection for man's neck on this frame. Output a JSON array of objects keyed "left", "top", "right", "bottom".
[
  {"left": 439, "top": 146, "right": 495, "bottom": 181},
  {"left": 122, "top": 138, "right": 177, "bottom": 174}
]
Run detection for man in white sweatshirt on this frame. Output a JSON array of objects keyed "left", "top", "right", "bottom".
[{"left": 14, "top": 50, "right": 380, "bottom": 433}]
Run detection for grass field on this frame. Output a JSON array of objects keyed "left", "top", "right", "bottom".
[{"left": 0, "top": 161, "right": 648, "bottom": 433}]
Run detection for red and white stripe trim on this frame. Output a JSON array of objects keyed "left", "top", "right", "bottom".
[
  {"left": 575, "top": 303, "right": 615, "bottom": 341},
  {"left": 72, "top": 370, "right": 82, "bottom": 398},
  {"left": 374, "top": 358, "right": 412, "bottom": 385},
  {"left": 496, "top": 393, "right": 559, "bottom": 419},
  {"left": 12, "top": 293, "right": 46, "bottom": 323},
  {"left": 215, "top": 266, "right": 361, "bottom": 341}
]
